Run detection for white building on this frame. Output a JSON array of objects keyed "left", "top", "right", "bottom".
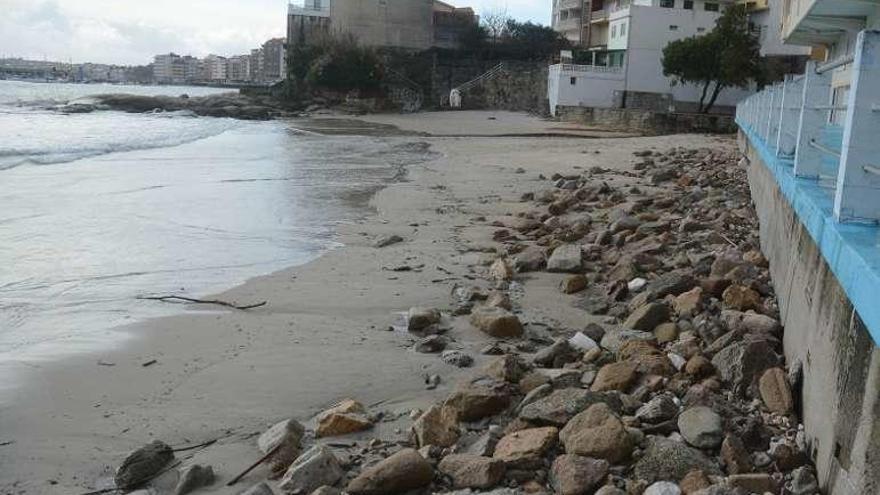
[
  {"left": 153, "top": 53, "right": 186, "bottom": 84},
  {"left": 203, "top": 55, "right": 228, "bottom": 82},
  {"left": 549, "top": 0, "right": 754, "bottom": 115}
]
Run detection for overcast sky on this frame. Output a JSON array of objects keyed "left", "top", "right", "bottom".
[{"left": 0, "top": 0, "right": 551, "bottom": 65}]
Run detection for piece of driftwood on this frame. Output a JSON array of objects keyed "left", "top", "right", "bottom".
[
  {"left": 226, "top": 442, "right": 283, "bottom": 487},
  {"left": 137, "top": 295, "right": 267, "bottom": 310},
  {"left": 172, "top": 438, "right": 217, "bottom": 453}
]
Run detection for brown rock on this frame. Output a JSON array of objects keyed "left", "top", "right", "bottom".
[
  {"left": 559, "top": 403, "right": 633, "bottom": 463},
  {"left": 550, "top": 455, "right": 609, "bottom": 495},
  {"left": 561, "top": 274, "right": 588, "bottom": 294},
  {"left": 591, "top": 361, "right": 638, "bottom": 392},
  {"left": 720, "top": 434, "right": 753, "bottom": 475},
  {"left": 685, "top": 355, "right": 714, "bottom": 378},
  {"left": 346, "top": 449, "right": 433, "bottom": 495},
  {"left": 758, "top": 367, "right": 793, "bottom": 414},
  {"left": 623, "top": 302, "right": 670, "bottom": 331},
  {"left": 722, "top": 285, "right": 762, "bottom": 311},
  {"left": 438, "top": 454, "right": 505, "bottom": 489},
  {"left": 411, "top": 404, "right": 459, "bottom": 448},
  {"left": 493, "top": 427, "right": 558, "bottom": 468},
  {"left": 727, "top": 473, "right": 776, "bottom": 493},
  {"left": 445, "top": 376, "right": 511, "bottom": 421},
  {"left": 700, "top": 278, "right": 732, "bottom": 298},
  {"left": 679, "top": 469, "right": 711, "bottom": 494},
  {"left": 486, "top": 292, "right": 513, "bottom": 310},
  {"left": 483, "top": 354, "right": 527, "bottom": 383},
  {"left": 316, "top": 400, "right": 372, "bottom": 437},
  {"left": 490, "top": 258, "right": 514, "bottom": 282},
  {"left": 654, "top": 323, "right": 679, "bottom": 344},
  {"left": 470, "top": 307, "right": 524, "bottom": 338},
  {"left": 673, "top": 287, "right": 703, "bottom": 316}
]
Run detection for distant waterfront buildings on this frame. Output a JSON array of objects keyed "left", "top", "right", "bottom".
[{"left": 286, "top": 0, "right": 478, "bottom": 50}]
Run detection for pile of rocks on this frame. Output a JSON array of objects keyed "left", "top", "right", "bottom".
[{"left": 109, "top": 146, "right": 820, "bottom": 495}]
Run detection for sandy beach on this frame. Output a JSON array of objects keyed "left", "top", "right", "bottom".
[{"left": 0, "top": 111, "right": 734, "bottom": 494}]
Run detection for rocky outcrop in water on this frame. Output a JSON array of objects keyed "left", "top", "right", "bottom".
[{"left": 60, "top": 93, "right": 285, "bottom": 120}]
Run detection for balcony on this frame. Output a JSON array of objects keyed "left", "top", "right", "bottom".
[
  {"left": 781, "top": 0, "right": 874, "bottom": 45},
  {"left": 555, "top": 17, "right": 582, "bottom": 32},
  {"left": 591, "top": 9, "right": 609, "bottom": 22},
  {"left": 288, "top": 0, "right": 330, "bottom": 17}
]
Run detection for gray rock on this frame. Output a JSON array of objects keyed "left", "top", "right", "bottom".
[
  {"left": 241, "top": 482, "right": 274, "bottom": 495},
  {"left": 550, "top": 454, "right": 609, "bottom": 495},
  {"left": 711, "top": 339, "right": 781, "bottom": 396},
  {"left": 408, "top": 307, "right": 442, "bottom": 332},
  {"left": 533, "top": 339, "right": 578, "bottom": 367},
  {"left": 278, "top": 445, "right": 344, "bottom": 495},
  {"left": 595, "top": 487, "right": 627, "bottom": 495},
  {"left": 174, "top": 465, "right": 214, "bottom": 495},
  {"left": 415, "top": 335, "right": 448, "bottom": 353},
  {"left": 633, "top": 436, "right": 720, "bottom": 483},
  {"left": 514, "top": 246, "right": 547, "bottom": 272},
  {"left": 442, "top": 350, "right": 474, "bottom": 367},
  {"left": 789, "top": 466, "right": 819, "bottom": 495},
  {"left": 547, "top": 244, "right": 583, "bottom": 273},
  {"left": 636, "top": 395, "right": 679, "bottom": 424},
  {"left": 623, "top": 303, "right": 670, "bottom": 331},
  {"left": 600, "top": 328, "right": 655, "bottom": 354},
  {"left": 519, "top": 388, "right": 622, "bottom": 426},
  {"left": 610, "top": 215, "right": 641, "bottom": 233},
  {"left": 375, "top": 235, "right": 404, "bottom": 248},
  {"left": 644, "top": 481, "right": 682, "bottom": 495},
  {"left": 678, "top": 407, "right": 723, "bottom": 449},
  {"left": 645, "top": 272, "right": 697, "bottom": 299},
  {"left": 115, "top": 440, "right": 175, "bottom": 490},
  {"left": 517, "top": 383, "right": 553, "bottom": 412}
]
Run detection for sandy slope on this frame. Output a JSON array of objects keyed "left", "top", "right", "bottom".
[{"left": 0, "top": 111, "right": 733, "bottom": 494}]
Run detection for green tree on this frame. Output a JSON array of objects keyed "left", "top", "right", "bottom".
[
  {"left": 285, "top": 34, "right": 383, "bottom": 96},
  {"left": 662, "top": 4, "right": 760, "bottom": 113}
]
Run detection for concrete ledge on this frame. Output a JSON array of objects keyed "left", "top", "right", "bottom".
[
  {"left": 737, "top": 120, "right": 880, "bottom": 344},
  {"left": 740, "top": 125, "right": 880, "bottom": 494}
]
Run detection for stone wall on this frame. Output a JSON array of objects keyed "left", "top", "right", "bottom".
[
  {"left": 741, "top": 131, "right": 880, "bottom": 495},
  {"left": 427, "top": 59, "right": 549, "bottom": 114},
  {"left": 557, "top": 106, "right": 736, "bottom": 135}
]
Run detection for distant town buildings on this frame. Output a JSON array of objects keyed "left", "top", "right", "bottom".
[
  {"left": 0, "top": 57, "right": 152, "bottom": 84},
  {"left": 286, "top": 0, "right": 478, "bottom": 50}
]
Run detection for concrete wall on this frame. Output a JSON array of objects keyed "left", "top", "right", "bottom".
[
  {"left": 741, "top": 131, "right": 880, "bottom": 495},
  {"left": 330, "top": 0, "right": 434, "bottom": 50},
  {"left": 557, "top": 104, "right": 736, "bottom": 133},
  {"left": 548, "top": 65, "right": 626, "bottom": 114}
]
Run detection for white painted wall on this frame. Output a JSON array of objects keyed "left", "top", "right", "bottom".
[
  {"left": 623, "top": 4, "right": 752, "bottom": 108},
  {"left": 548, "top": 64, "right": 626, "bottom": 115},
  {"left": 750, "top": 1, "right": 811, "bottom": 57}
]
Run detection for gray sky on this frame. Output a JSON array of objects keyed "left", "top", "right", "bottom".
[{"left": 0, "top": 0, "right": 550, "bottom": 65}]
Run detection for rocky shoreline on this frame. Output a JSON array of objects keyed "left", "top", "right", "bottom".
[
  {"left": 104, "top": 141, "right": 818, "bottom": 495},
  {"left": 59, "top": 93, "right": 288, "bottom": 120}
]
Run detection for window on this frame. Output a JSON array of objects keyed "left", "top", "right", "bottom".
[
  {"left": 669, "top": 25, "right": 679, "bottom": 31},
  {"left": 612, "top": 25, "right": 618, "bottom": 38},
  {"left": 683, "top": 0, "right": 694, "bottom": 8},
  {"left": 570, "top": 76, "right": 577, "bottom": 85},
  {"left": 705, "top": 2, "right": 719, "bottom": 11},
  {"left": 660, "top": 0, "right": 674, "bottom": 7},
  {"left": 620, "top": 22, "right": 627, "bottom": 37},
  {"left": 697, "top": 27, "right": 706, "bottom": 32}
]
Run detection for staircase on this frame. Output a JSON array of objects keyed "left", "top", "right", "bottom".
[{"left": 449, "top": 63, "right": 506, "bottom": 108}]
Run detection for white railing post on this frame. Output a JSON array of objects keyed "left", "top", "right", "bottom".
[
  {"left": 776, "top": 76, "right": 798, "bottom": 157},
  {"left": 794, "top": 61, "right": 833, "bottom": 179},
  {"left": 768, "top": 83, "right": 782, "bottom": 151},
  {"left": 764, "top": 87, "right": 776, "bottom": 143},
  {"left": 834, "top": 30, "right": 880, "bottom": 223}
]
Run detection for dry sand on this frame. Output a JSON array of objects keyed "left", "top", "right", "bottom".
[{"left": 0, "top": 111, "right": 734, "bottom": 494}]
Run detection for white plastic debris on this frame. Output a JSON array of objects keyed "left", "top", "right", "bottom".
[
  {"left": 628, "top": 277, "right": 648, "bottom": 292},
  {"left": 569, "top": 332, "right": 599, "bottom": 352}
]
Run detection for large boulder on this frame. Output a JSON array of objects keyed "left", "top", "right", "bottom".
[
  {"left": 591, "top": 361, "right": 638, "bottom": 392},
  {"left": 438, "top": 454, "right": 505, "bottom": 489},
  {"left": 346, "top": 449, "right": 433, "bottom": 495},
  {"left": 278, "top": 445, "right": 344, "bottom": 495},
  {"left": 550, "top": 455, "right": 609, "bottom": 495},
  {"left": 559, "top": 403, "right": 633, "bottom": 463},
  {"left": 758, "top": 367, "right": 793, "bottom": 414},
  {"left": 633, "top": 437, "right": 720, "bottom": 484},
  {"left": 115, "top": 440, "right": 175, "bottom": 490},
  {"left": 412, "top": 404, "right": 460, "bottom": 448},
  {"left": 678, "top": 407, "right": 723, "bottom": 449},
  {"left": 518, "top": 388, "right": 622, "bottom": 426},
  {"left": 547, "top": 244, "right": 583, "bottom": 273},
  {"left": 470, "top": 307, "right": 524, "bottom": 338},
  {"left": 493, "top": 427, "right": 558, "bottom": 468},
  {"left": 316, "top": 399, "right": 373, "bottom": 437},
  {"left": 445, "top": 376, "right": 511, "bottom": 421},
  {"left": 711, "top": 339, "right": 781, "bottom": 396}
]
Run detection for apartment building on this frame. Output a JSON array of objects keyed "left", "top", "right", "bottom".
[
  {"left": 549, "top": 0, "right": 753, "bottom": 114},
  {"left": 286, "top": 0, "right": 477, "bottom": 50},
  {"left": 551, "top": 0, "right": 590, "bottom": 45},
  {"left": 202, "top": 55, "right": 228, "bottom": 82},
  {"left": 262, "top": 38, "right": 287, "bottom": 82},
  {"left": 153, "top": 53, "right": 187, "bottom": 84}
]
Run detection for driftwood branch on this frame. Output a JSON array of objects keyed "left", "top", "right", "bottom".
[
  {"left": 172, "top": 438, "right": 218, "bottom": 453},
  {"left": 226, "top": 442, "right": 283, "bottom": 487},
  {"left": 137, "top": 295, "right": 267, "bottom": 310}
]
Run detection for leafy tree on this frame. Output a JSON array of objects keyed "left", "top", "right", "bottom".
[
  {"left": 662, "top": 4, "right": 760, "bottom": 113},
  {"left": 285, "top": 33, "right": 383, "bottom": 96}
]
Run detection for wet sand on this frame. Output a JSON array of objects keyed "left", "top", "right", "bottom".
[{"left": 0, "top": 111, "right": 733, "bottom": 494}]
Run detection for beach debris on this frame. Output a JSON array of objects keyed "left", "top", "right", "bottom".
[
  {"left": 114, "top": 440, "right": 174, "bottom": 490},
  {"left": 136, "top": 294, "right": 267, "bottom": 310},
  {"left": 173, "top": 464, "right": 214, "bottom": 495},
  {"left": 374, "top": 234, "right": 403, "bottom": 248},
  {"left": 141, "top": 359, "right": 158, "bottom": 367}
]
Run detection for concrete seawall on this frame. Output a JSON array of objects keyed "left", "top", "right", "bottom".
[{"left": 740, "top": 130, "right": 880, "bottom": 495}]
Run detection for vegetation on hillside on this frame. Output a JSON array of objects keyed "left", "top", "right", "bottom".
[{"left": 286, "top": 34, "right": 384, "bottom": 97}]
